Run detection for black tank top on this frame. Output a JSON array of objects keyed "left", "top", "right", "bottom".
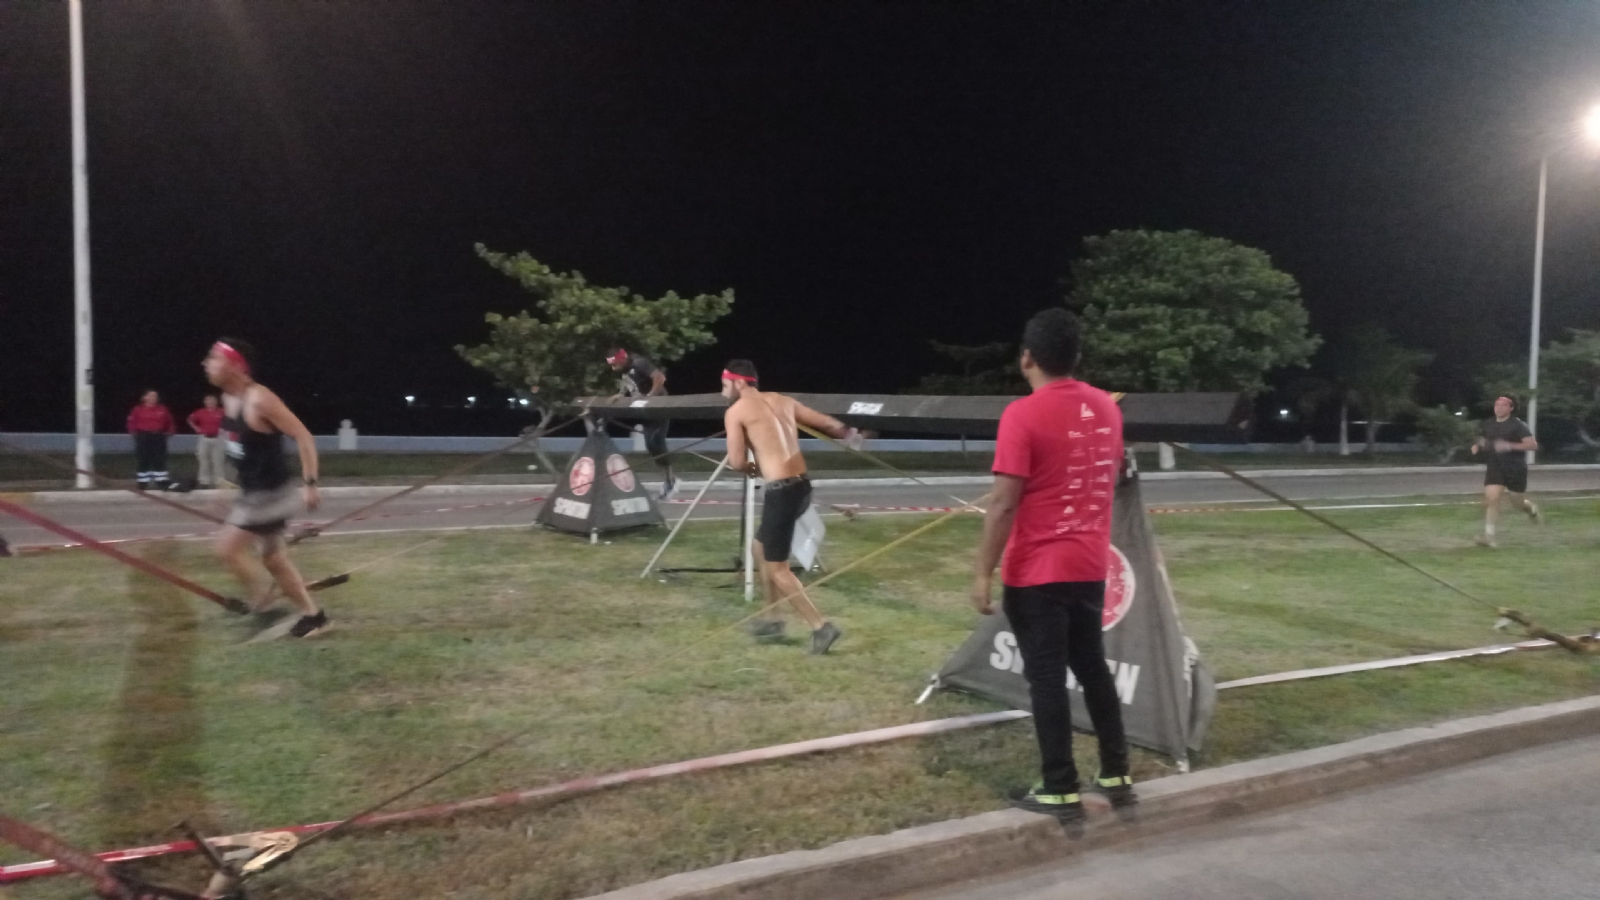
[{"left": 222, "top": 406, "right": 289, "bottom": 492}]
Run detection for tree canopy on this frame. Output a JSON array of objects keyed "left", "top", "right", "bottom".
[
  {"left": 457, "top": 244, "right": 734, "bottom": 406},
  {"left": 1336, "top": 324, "right": 1433, "bottom": 453},
  {"left": 1067, "top": 229, "right": 1320, "bottom": 394}
]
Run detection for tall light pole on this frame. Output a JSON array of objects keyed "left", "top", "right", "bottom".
[
  {"left": 1525, "top": 105, "right": 1600, "bottom": 466},
  {"left": 69, "top": 0, "right": 94, "bottom": 488},
  {"left": 1527, "top": 155, "right": 1546, "bottom": 466}
]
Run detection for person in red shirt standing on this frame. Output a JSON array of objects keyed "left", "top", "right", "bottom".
[
  {"left": 127, "top": 390, "right": 176, "bottom": 491},
  {"left": 187, "top": 394, "right": 227, "bottom": 488},
  {"left": 970, "top": 308, "right": 1132, "bottom": 821}
]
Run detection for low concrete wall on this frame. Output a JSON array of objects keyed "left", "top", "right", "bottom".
[{"left": 2, "top": 432, "right": 1434, "bottom": 455}]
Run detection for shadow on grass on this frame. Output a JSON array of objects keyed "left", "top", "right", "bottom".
[{"left": 97, "top": 542, "right": 212, "bottom": 845}]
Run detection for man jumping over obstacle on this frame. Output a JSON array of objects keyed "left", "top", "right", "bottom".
[
  {"left": 607, "top": 346, "right": 677, "bottom": 499},
  {"left": 722, "top": 359, "right": 858, "bottom": 654},
  {"left": 970, "top": 308, "right": 1133, "bottom": 821},
  {"left": 204, "top": 338, "right": 329, "bottom": 638},
  {"left": 1471, "top": 395, "right": 1541, "bottom": 548}
]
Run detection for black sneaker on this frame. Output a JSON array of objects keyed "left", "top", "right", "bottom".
[
  {"left": 0, "top": 536, "right": 11, "bottom": 558},
  {"left": 288, "top": 611, "right": 329, "bottom": 638},
  {"left": 749, "top": 619, "right": 786, "bottom": 641},
  {"left": 809, "top": 621, "right": 842, "bottom": 655},
  {"left": 1093, "top": 772, "right": 1137, "bottom": 808},
  {"left": 1008, "top": 784, "right": 1085, "bottom": 822}
]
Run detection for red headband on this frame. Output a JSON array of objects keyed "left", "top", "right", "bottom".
[
  {"left": 213, "top": 341, "right": 250, "bottom": 374},
  {"left": 606, "top": 350, "right": 628, "bottom": 365},
  {"left": 721, "top": 369, "right": 757, "bottom": 384}
]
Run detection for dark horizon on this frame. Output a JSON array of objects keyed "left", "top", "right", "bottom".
[{"left": 5, "top": 2, "right": 1600, "bottom": 436}]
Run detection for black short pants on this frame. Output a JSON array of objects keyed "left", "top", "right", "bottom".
[
  {"left": 1485, "top": 465, "right": 1528, "bottom": 494},
  {"left": 756, "top": 475, "right": 812, "bottom": 562}
]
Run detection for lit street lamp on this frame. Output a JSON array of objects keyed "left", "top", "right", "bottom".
[{"left": 1526, "top": 103, "right": 1600, "bottom": 465}]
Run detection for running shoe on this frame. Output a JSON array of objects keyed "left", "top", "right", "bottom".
[
  {"left": 1092, "top": 772, "right": 1137, "bottom": 808},
  {"left": 809, "top": 621, "right": 842, "bottom": 655},
  {"left": 288, "top": 611, "right": 330, "bottom": 638},
  {"left": 1008, "top": 784, "right": 1085, "bottom": 822},
  {"left": 1473, "top": 534, "right": 1498, "bottom": 549},
  {"left": 0, "top": 536, "right": 10, "bottom": 558},
  {"left": 1526, "top": 503, "right": 1544, "bottom": 525},
  {"left": 749, "top": 619, "right": 786, "bottom": 641},
  {"left": 658, "top": 476, "right": 677, "bottom": 501}
]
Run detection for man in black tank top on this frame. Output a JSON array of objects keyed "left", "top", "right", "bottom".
[
  {"left": 1469, "top": 395, "right": 1542, "bottom": 548},
  {"left": 203, "top": 338, "right": 329, "bottom": 638}
]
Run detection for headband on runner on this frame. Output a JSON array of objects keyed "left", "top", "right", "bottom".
[
  {"left": 721, "top": 369, "right": 757, "bottom": 384},
  {"left": 213, "top": 341, "right": 250, "bottom": 374},
  {"left": 606, "top": 349, "right": 628, "bottom": 365}
]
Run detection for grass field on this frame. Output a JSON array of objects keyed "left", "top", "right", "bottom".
[{"left": 2, "top": 497, "right": 1597, "bottom": 899}]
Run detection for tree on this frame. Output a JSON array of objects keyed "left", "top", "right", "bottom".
[
  {"left": 1483, "top": 330, "right": 1600, "bottom": 454},
  {"left": 457, "top": 245, "right": 734, "bottom": 465},
  {"left": 1412, "top": 405, "right": 1477, "bottom": 463},
  {"left": 1067, "top": 229, "right": 1320, "bottom": 394},
  {"left": 1336, "top": 325, "right": 1433, "bottom": 455},
  {"left": 906, "top": 340, "right": 1025, "bottom": 395},
  {"left": 1286, "top": 375, "right": 1335, "bottom": 442},
  {"left": 1538, "top": 329, "right": 1600, "bottom": 451}
]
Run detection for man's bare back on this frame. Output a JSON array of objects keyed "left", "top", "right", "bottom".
[{"left": 724, "top": 390, "right": 842, "bottom": 481}]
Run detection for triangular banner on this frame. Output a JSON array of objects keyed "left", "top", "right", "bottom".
[
  {"left": 934, "top": 466, "right": 1215, "bottom": 761},
  {"left": 536, "top": 430, "right": 664, "bottom": 535}
]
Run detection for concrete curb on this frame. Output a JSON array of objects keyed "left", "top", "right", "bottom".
[
  {"left": 13, "top": 464, "right": 1599, "bottom": 504},
  {"left": 583, "top": 695, "right": 1600, "bottom": 900}
]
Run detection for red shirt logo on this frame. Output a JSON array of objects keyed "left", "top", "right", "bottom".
[{"left": 1103, "top": 545, "right": 1136, "bottom": 630}]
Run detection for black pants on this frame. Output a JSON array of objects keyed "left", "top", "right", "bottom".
[
  {"left": 1004, "top": 580, "right": 1129, "bottom": 794},
  {"left": 133, "top": 431, "right": 170, "bottom": 485},
  {"left": 645, "top": 420, "right": 671, "bottom": 471}
]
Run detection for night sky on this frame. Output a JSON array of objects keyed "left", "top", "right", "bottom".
[{"left": 5, "top": 1, "right": 1600, "bottom": 435}]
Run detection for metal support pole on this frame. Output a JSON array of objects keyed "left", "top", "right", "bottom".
[
  {"left": 639, "top": 454, "right": 730, "bottom": 578},
  {"left": 1527, "top": 155, "right": 1548, "bottom": 466},
  {"left": 69, "top": 0, "right": 95, "bottom": 489},
  {"left": 742, "top": 452, "right": 756, "bottom": 602}
]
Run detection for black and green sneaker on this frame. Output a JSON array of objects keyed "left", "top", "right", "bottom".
[
  {"left": 1008, "top": 783, "right": 1085, "bottom": 822},
  {"left": 1093, "top": 772, "right": 1136, "bottom": 808}
]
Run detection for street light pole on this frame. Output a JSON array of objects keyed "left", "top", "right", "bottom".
[
  {"left": 68, "top": 0, "right": 95, "bottom": 488},
  {"left": 1526, "top": 155, "right": 1547, "bottom": 467}
]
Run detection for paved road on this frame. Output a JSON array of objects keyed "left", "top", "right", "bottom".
[
  {"left": 897, "top": 734, "right": 1600, "bottom": 900},
  {"left": 4, "top": 468, "right": 1599, "bottom": 550}
]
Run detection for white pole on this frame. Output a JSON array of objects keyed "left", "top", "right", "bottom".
[
  {"left": 69, "top": 0, "right": 95, "bottom": 489},
  {"left": 742, "top": 452, "right": 756, "bottom": 602},
  {"left": 1527, "top": 155, "right": 1547, "bottom": 467}
]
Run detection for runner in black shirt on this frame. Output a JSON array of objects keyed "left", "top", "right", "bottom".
[
  {"left": 1469, "top": 395, "right": 1542, "bottom": 548},
  {"left": 606, "top": 347, "right": 676, "bottom": 498}
]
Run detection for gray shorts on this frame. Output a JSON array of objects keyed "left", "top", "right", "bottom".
[{"left": 226, "top": 484, "right": 303, "bottom": 535}]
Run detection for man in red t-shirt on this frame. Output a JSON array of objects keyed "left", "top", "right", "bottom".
[
  {"left": 187, "top": 394, "right": 228, "bottom": 488},
  {"left": 970, "top": 308, "right": 1132, "bottom": 821},
  {"left": 127, "top": 390, "right": 176, "bottom": 490}
]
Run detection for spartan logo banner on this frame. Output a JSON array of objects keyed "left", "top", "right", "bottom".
[
  {"left": 536, "top": 429, "right": 665, "bottom": 535},
  {"left": 934, "top": 470, "right": 1215, "bottom": 761}
]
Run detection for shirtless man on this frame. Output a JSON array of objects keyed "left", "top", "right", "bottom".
[
  {"left": 202, "top": 338, "right": 328, "bottom": 638},
  {"left": 721, "top": 359, "right": 859, "bottom": 654}
]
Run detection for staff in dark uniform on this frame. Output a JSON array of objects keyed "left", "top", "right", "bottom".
[
  {"left": 203, "top": 338, "right": 328, "bottom": 638},
  {"left": 1470, "top": 395, "right": 1542, "bottom": 548},
  {"left": 606, "top": 347, "right": 676, "bottom": 498}
]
